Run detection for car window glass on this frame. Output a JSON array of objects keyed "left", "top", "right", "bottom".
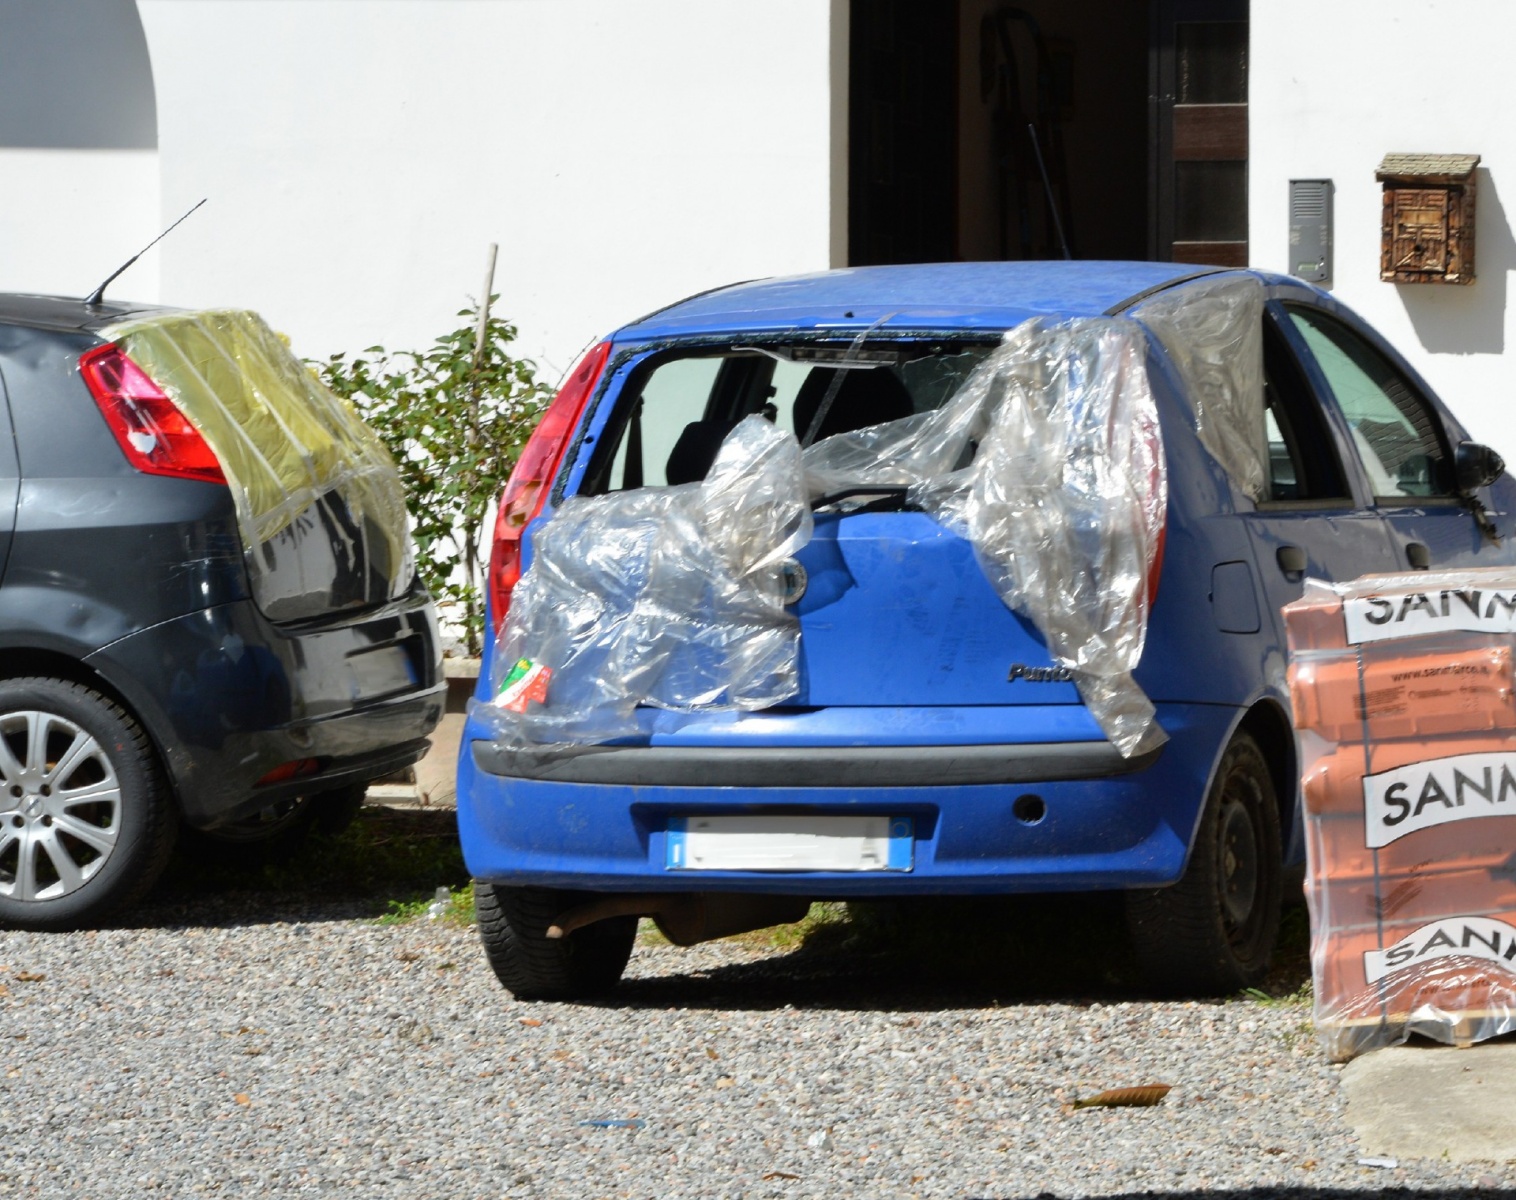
[
  {"left": 1260, "top": 314, "right": 1349, "bottom": 503},
  {"left": 1263, "top": 407, "right": 1295, "bottom": 499},
  {"left": 1286, "top": 307, "right": 1452, "bottom": 500}
]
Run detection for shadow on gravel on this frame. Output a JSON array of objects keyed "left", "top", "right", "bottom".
[
  {"left": 100, "top": 809, "right": 1317, "bottom": 1017},
  {"left": 106, "top": 806, "right": 469, "bottom": 932},
  {"left": 601, "top": 894, "right": 1314, "bottom": 1014},
  {"left": 975, "top": 1191, "right": 1516, "bottom": 1200}
]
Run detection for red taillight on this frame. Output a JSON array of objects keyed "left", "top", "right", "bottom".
[
  {"left": 488, "top": 340, "right": 612, "bottom": 632},
  {"left": 253, "top": 757, "right": 321, "bottom": 788},
  {"left": 1147, "top": 523, "right": 1166, "bottom": 606},
  {"left": 79, "top": 344, "right": 225, "bottom": 484}
]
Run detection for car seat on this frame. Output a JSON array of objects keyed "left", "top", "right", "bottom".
[
  {"left": 792, "top": 367, "right": 914, "bottom": 444},
  {"left": 664, "top": 418, "right": 738, "bottom": 485}
]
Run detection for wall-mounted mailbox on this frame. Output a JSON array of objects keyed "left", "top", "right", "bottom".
[
  {"left": 1289, "top": 179, "right": 1333, "bottom": 284},
  {"left": 1375, "top": 153, "right": 1480, "bottom": 284}
]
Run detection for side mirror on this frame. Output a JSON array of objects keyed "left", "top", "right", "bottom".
[{"left": 1455, "top": 441, "right": 1505, "bottom": 494}]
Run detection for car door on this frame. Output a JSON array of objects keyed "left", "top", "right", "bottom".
[
  {"left": 0, "top": 359, "right": 17, "bottom": 583},
  {"left": 1279, "top": 300, "right": 1498, "bottom": 572},
  {"left": 1240, "top": 303, "right": 1402, "bottom": 656}
]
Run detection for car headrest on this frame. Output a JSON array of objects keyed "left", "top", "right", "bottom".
[
  {"left": 793, "top": 367, "right": 914, "bottom": 444},
  {"left": 664, "top": 418, "right": 738, "bottom": 485}
]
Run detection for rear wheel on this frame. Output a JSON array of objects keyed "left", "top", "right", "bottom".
[
  {"left": 0, "top": 678, "right": 176, "bottom": 930},
  {"left": 475, "top": 883, "right": 637, "bottom": 1000},
  {"left": 1126, "top": 731, "right": 1282, "bottom": 994}
]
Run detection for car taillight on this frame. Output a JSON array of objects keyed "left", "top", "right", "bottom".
[
  {"left": 1147, "top": 523, "right": 1166, "bottom": 607},
  {"left": 487, "top": 340, "right": 612, "bottom": 632},
  {"left": 1140, "top": 433, "right": 1164, "bottom": 609},
  {"left": 253, "top": 757, "right": 321, "bottom": 788},
  {"left": 79, "top": 344, "right": 225, "bottom": 484}
]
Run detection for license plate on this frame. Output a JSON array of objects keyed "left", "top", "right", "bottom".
[
  {"left": 665, "top": 815, "right": 913, "bottom": 872},
  {"left": 347, "top": 645, "right": 416, "bottom": 700}
]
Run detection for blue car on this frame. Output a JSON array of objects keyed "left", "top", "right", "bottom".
[{"left": 456, "top": 262, "right": 1515, "bottom": 998}]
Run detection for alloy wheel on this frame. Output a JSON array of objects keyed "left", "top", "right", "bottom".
[{"left": 0, "top": 709, "right": 121, "bottom": 902}]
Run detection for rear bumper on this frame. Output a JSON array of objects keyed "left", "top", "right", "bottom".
[
  {"left": 87, "top": 594, "right": 445, "bottom": 828},
  {"left": 472, "top": 738, "right": 1161, "bottom": 787},
  {"left": 457, "top": 701, "right": 1238, "bottom": 895}
]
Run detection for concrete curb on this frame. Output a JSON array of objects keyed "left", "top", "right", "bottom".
[{"left": 1341, "top": 1040, "right": 1516, "bottom": 1163}]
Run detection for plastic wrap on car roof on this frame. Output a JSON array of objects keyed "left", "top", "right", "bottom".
[
  {"left": 1134, "top": 274, "right": 1267, "bottom": 502},
  {"left": 101, "top": 309, "right": 413, "bottom": 615}
]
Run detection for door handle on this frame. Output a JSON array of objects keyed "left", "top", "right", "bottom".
[
  {"left": 1276, "top": 545, "right": 1307, "bottom": 579},
  {"left": 1406, "top": 541, "right": 1431, "bottom": 569}
]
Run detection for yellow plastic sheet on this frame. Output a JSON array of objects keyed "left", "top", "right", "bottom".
[{"left": 102, "top": 309, "right": 412, "bottom": 606}]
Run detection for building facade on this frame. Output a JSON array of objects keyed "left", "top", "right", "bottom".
[{"left": 1, "top": 0, "right": 1511, "bottom": 453}]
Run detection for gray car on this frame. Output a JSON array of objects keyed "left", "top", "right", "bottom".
[{"left": 0, "top": 294, "right": 444, "bottom": 929}]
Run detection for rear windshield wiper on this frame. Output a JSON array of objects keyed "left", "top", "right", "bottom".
[{"left": 810, "top": 485, "right": 917, "bottom": 514}]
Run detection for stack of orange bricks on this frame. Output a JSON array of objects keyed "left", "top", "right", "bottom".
[{"left": 1284, "top": 569, "right": 1516, "bottom": 1060}]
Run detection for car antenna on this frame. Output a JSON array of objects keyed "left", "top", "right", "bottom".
[
  {"left": 1026, "top": 124, "right": 1071, "bottom": 260},
  {"left": 84, "top": 198, "right": 207, "bottom": 307}
]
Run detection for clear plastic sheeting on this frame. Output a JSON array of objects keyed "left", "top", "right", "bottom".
[
  {"left": 483, "top": 312, "right": 1170, "bottom": 757},
  {"left": 1284, "top": 569, "right": 1516, "bottom": 1060},
  {"left": 476, "top": 416, "right": 811, "bottom": 748},
  {"left": 1134, "top": 274, "right": 1267, "bottom": 502},
  {"left": 103, "top": 310, "right": 413, "bottom": 618},
  {"left": 805, "top": 318, "right": 1167, "bottom": 758}
]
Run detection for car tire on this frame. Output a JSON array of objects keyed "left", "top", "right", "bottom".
[
  {"left": 310, "top": 783, "right": 368, "bottom": 836},
  {"left": 475, "top": 882, "right": 637, "bottom": 1001},
  {"left": 179, "top": 783, "right": 369, "bottom": 867},
  {"left": 0, "top": 677, "right": 177, "bottom": 931},
  {"left": 1126, "top": 731, "right": 1282, "bottom": 995}
]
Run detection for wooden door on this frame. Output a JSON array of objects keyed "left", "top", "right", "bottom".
[{"left": 1150, "top": 0, "right": 1248, "bottom": 266}]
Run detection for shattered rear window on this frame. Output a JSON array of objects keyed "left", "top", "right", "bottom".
[{"left": 582, "top": 341, "right": 995, "bottom": 493}]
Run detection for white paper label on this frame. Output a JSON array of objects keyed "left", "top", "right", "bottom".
[
  {"left": 1364, "top": 915, "right": 1516, "bottom": 984},
  {"left": 1345, "top": 588, "right": 1516, "bottom": 645},
  {"left": 1362, "top": 751, "right": 1516, "bottom": 847}
]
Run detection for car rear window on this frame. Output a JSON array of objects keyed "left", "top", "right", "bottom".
[{"left": 582, "top": 342, "right": 995, "bottom": 494}]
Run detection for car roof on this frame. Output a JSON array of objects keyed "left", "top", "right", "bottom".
[
  {"left": 0, "top": 293, "right": 174, "bottom": 334},
  {"left": 619, "top": 261, "right": 1293, "bottom": 341}
]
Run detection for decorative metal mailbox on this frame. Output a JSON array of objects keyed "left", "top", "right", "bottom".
[{"left": 1376, "top": 153, "right": 1480, "bottom": 285}]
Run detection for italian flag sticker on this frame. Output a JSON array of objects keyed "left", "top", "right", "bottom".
[{"left": 493, "top": 657, "right": 551, "bottom": 712}]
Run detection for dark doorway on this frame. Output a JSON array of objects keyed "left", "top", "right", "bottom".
[
  {"left": 847, "top": 0, "right": 1248, "bottom": 268},
  {"left": 958, "top": 0, "right": 1150, "bottom": 262},
  {"left": 848, "top": 0, "right": 960, "bottom": 266}
]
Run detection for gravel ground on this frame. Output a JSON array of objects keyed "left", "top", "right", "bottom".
[{"left": 0, "top": 888, "right": 1513, "bottom": 1199}]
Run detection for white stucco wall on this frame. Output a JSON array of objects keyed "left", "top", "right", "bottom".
[
  {"left": 138, "top": 0, "right": 845, "bottom": 381},
  {"left": 1251, "top": 0, "right": 1516, "bottom": 457},
  {"left": 0, "top": 149, "right": 160, "bottom": 298}
]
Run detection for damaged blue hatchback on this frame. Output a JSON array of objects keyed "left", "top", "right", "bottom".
[{"left": 457, "top": 262, "right": 1516, "bottom": 998}]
